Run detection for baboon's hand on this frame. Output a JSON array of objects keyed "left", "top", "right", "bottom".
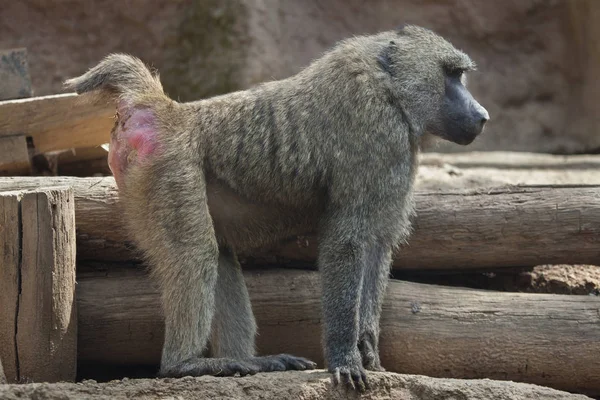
[
  {"left": 329, "top": 351, "right": 369, "bottom": 392},
  {"left": 251, "top": 354, "right": 317, "bottom": 372},
  {"left": 159, "top": 357, "right": 260, "bottom": 378}
]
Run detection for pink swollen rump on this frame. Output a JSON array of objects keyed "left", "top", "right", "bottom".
[{"left": 108, "top": 103, "right": 159, "bottom": 190}]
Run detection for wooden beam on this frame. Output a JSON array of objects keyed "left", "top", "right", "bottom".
[
  {"left": 1, "top": 177, "right": 599, "bottom": 269},
  {"left": 0, "top": 93, "right": 114, "bottom": 154},
  {"left": 0, "top": 187, "right": 77, "bottom": 383},
  {"left": 76, "top": 266, "right": 600, "bottom": 396}
]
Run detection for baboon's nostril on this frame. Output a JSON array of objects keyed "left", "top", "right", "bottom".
[{"left": 479, "top": 107, "right": 490, "bottom": 124}]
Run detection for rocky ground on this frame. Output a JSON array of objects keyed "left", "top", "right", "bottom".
[{"left": 0, "top": 371, "right": 593, "bottom": 400}]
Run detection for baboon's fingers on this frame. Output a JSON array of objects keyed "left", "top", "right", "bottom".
[
  {"left": 275, "top": 354, "right": 317, "bottom": 370},
  {"left": 331, "top": 366, "right": 369, "bottom": 392}
]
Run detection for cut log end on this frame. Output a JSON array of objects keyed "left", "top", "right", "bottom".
[{"left": 0, "top": 187, "right": 77, "bottom": 383}]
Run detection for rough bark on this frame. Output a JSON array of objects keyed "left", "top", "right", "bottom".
[
  {"left": 1, "top": 177, "right": 600, "bottom": 270},
  {"left": 77, "top": 267, "right": 600, "bottom": 396}
]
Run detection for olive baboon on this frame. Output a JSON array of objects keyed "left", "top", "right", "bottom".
[{"left": 66, "top": 25, "right": 488, "bottom": 390}]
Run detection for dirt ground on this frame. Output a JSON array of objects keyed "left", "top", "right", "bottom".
[{"left": 0, "top": 371, "right": 593, "bottom": 400}]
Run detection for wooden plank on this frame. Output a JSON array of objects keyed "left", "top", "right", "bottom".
[
  {"left": 0, "top": 93, "right": 114, "bottom": 154},
  {"left": 1, "top": 177, "right": 600, "bottom": 270},
  {"left": 0, "top": 191, "right": 22, "bottom": 383},
  {"left": 0, "top": 48, "right": 32, "bottom": 101},
  {"left": 0, "top": 135, "right": 31, "bottom": 175},
  {"left": 15, "top": 187, "right": 77, "bottom": 383},
  {"left": 76, "top": 266, "right": 600, "bottom": 396}
]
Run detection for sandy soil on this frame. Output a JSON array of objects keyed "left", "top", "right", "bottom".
[{"left": 0, "top": 371, "right": 593, "bottom": 400}]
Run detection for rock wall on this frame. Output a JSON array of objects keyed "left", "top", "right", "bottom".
[{"left": 0, "top": 0, "right": 598, "bottom": 153}]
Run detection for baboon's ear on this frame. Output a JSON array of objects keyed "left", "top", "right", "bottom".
[
  {"left": 377, "top": 41, "right": 397, "bottom": 76},
  {"left": 396, "top": 23, "right": 408, "bottom": 33}
]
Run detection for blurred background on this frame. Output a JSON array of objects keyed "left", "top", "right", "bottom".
[
  {"left": 1, "top": 1, "right": 600, "bottom": 394},
  {"left": 1, "top": 0, "right": 599, "bottom": 155}
]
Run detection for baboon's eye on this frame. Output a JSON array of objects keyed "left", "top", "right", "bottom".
[{"left": 445, "top": 67, "right": 464, "bottom": 79}]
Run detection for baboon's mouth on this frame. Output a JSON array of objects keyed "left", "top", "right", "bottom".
[{"left": 431, "top": 126, "right": 481, "bottom": 146}]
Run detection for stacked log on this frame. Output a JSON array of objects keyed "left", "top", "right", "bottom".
[
  {"left": 0, "top": 166, "right": 598, "bottom": 395},
  {"left": 76, "top": 266, "right": 600, "bottom": 396},
  {"left": 1, "top": 177, "right": 599, "bottom": 269}
]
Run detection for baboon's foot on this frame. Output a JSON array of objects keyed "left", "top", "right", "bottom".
[
  {"left": 358, "top": 337, "right": 385, "bottom": 372},
  {"left": 159, "top": 357, "right": 259, "bottom": 378},
  {"left": 250, "top": 354, "right": 317, "bottom": 372}
]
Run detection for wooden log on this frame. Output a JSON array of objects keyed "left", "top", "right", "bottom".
[
  {"left": 0, "top": 93, "right": 113, "bottom": 154},
  {"left": 420, "top": 151, "right": 600, "bottom": 169},
  {"left": 1, "top": 177, "right": 600, "bottom": 269},
  {"left": 0, "top": 48, "right": 32, "bottom": 101},
  {"left": 19, "top": 187, "right": 78, "bottom": 382},
  {"left": 417, "top": 152, "right": 600, "bottom": 190},
  {"left": 0, "top": 188, "right": 77, "bottom": 383},
  {"left": 0, "top": 191, "right": 21, "bottom": 382},
  {"left": 0, "top": 135, "right": 31, "bottom": 175},
  {"left": 76, "top": 266, "right": 600, "bottom": 396}
]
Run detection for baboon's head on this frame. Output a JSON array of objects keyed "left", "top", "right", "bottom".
[{"left": 376, "top": 25, "right": 489, "bottom": 145}]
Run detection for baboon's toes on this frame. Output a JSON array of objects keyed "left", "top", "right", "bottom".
[
  {"left": 251, "top": 354, "right": 317, "bottom": 372},
  {"left": 159, "top": 358, "right": 260, "bottom": 378}
]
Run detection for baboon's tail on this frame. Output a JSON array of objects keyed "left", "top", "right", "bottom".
[{"left": 64, "top": 53, "right": 166, "bottom": 101}]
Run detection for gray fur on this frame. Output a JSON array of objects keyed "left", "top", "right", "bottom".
[{"left": 65, "top": 25, "right": 488, "bottom": 391}]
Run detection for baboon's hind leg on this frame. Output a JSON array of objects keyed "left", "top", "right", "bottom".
[
  {"left": 146, "top": 169, "right": 259, "bottom": 378},
  {"left": 211, "top": 248, "right": 317, "bottom": 372}
]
